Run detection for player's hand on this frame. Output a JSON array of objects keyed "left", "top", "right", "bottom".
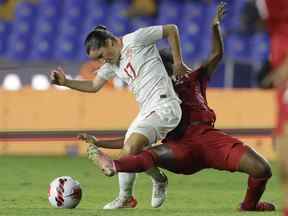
[
  {"left": 213, "top": 1, "right": 226, "bottom": 25},
  {"left": 49, "top": 66, "right": 67, "bottom": 85},
  {"left": 78, "top": 133, "right": 98, "bottom": 145},
  {"left": 173, "top": 62, "right": 191, "bottom": 79}
]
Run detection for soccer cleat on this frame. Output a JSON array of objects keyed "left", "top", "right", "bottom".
[
  {"left": 103, "top": 196, "right": 138, "bottom": 209},
  {"left": 255, "top": 202, "right": 276, "bottom": 211},
  {"left": 151, "top": 173, "right": 168, "bottom": 208},
  {"left": 87, "top": 144, "right": 116, "bottom": 177},
  {"left": 239, "top": 201, "right": 276, "bottom": 211}
]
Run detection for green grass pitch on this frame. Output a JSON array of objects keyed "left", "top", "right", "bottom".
[{"left": 0, "top": 156, "right": 282, "bottom": 216}]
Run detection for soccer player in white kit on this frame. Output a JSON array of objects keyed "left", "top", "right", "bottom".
[{"left": 50, "top": 24, "right": 189, "bottom": 209}]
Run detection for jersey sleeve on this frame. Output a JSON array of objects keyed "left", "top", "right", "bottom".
[
  {"left": 130, "top": 25, "right": 163, "bottom": 46},
  {"left": 96, "top": 63, "right": 116, "bottom": 80}
]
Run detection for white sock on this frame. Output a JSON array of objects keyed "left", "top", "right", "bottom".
[{"left": 118, "top": 172, "right": 136, "bottom": 199}]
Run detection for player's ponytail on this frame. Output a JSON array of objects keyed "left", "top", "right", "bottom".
[
  {"left": 93, "top": 25, "right": 107, "bottom": 31},
  {"left": 84, "top": 25, "right": 115, "bottom": 55}
]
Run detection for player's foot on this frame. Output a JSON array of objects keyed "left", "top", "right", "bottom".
[
  {"left": 151, "top": 173, "right": 168, "bottom": 208},
  {"left": 87, "top": 144, "right": 116, "bottom": 177},
  {"left": 103, "top": 196, "right": 137, "bottom": 209},
  {"left": 239, "top": 201, "right": 276, "bottom": 211}
]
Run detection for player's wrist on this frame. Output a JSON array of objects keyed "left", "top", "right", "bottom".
[{"left": 61, "top": 78, "right": 69, "bottom": 86}]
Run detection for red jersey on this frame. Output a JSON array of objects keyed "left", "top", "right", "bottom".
[
  {"left": 166, "top": 67, "right": 216, "bottom": 139},
  {"left": 263, "top": 0, "right": 288, "bottom": 68}
]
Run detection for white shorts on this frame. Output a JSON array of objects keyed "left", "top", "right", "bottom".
[{"left": 124, "top": 99, "right": 182, "bottom": 145}]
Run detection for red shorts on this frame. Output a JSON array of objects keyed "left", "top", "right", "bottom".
[{"left": 161, "top": 125, "right": 248, "bottom": 175}]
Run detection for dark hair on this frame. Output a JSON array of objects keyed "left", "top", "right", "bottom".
[
  {"left": 159, "top": 48, "right": 174, "bottom": 77},
  {"left": 84, "top": 25, "right": 115, "bottom": 55}
]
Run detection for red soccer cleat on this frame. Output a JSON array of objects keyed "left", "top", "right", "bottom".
[{"left": 239, "top": 201, "right": 276, "bottom": 211}]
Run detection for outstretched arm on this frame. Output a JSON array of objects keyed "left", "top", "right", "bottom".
[
  {"left": 49, "top": 67, "right": 107, "bottom": 93},
  {"left": 202, "top": 2, "right": 225, "bottom": 79},
  {"left": 78, "top": 133, "right": 125, "bottom": 149},
  {"left": 163, "top": 24, "right": 191, "bottom": 78}
]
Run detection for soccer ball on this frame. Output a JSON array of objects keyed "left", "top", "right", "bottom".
[{"left": 48, "top": 176, "right": 82, "bottom": 208}]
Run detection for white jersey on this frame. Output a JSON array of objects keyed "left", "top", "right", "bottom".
[{"left": 97, "top": 26, "right": 181, "bottom": 111}]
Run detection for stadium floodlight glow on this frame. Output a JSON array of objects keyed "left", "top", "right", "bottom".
[
  {"left": 31, "top": 74, "right": 50, "bottom": 91},
  {"left": 2, "top": 73, "right": 22, "bottom": 91}
]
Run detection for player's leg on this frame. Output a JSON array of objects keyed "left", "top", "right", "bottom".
[
  {"left": 86, "top": 144, "right": 137, "bottom": 209},
  {"left": 86, "top": 113, "right": 146, "bottom": 209},
  {"left": 123, "top": 132, "right": 167, "bottom": 183},
  {"left": 91, "top": 128, "right": 168, "bottom": 209},
  {"left": 126, "top": 102, "right": 181, "bottom": 208},
  {"left": 87, "top": 143, "right": 173, "bottom": 174},
  {"left": 103, "top": 132, "right": 151, "bottom": 210},
  {"left": 113, "top": 142, "right": 182, "bottom": 174},
  {"left": 200, "top": 127, "right": 275, "bottom": 211},
  {"left": 89, "top": 101, "right": 181, "bottom": 209},
  {"left": 236, "top": 146, "right": 275, "bottom": 211},
  {"left": 237, "top": 146, "right": 271, "bottom": 178},
  {"left": 123, "top": 131, "right": 168, "bottom": 208},
  {"left": 222, "top": 142, "right": 275, "bottom": 211}
]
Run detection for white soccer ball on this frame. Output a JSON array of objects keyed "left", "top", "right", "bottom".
[{"left": 48, "top": 176, "right": 82, "bottom": 208}]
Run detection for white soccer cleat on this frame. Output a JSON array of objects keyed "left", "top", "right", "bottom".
[
  {"left": 151, "top": 174, "right": 168, "bottom": 208},
  {"left": 103, "top": 196, "right": 137, "bottom": 209}
]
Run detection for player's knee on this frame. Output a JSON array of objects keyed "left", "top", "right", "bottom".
[
  {"left": 243, "top": 147, "right": 272, "bottom": 178},
  {"left": 124, "top": 133, "right": 149, "bottom": 155},
  {"left": 123, "top": 144, "right": 142, "bottom": 155},
  {"left": 253, "top": 159, "right": 272, "bottom": 179}
]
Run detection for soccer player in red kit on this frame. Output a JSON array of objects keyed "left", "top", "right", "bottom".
[
  {"left": 258, "top": 0, "right": 288, "bottom": 215},
  {"left": 80, "top": 2, "right": 275, "bottom": 211}
]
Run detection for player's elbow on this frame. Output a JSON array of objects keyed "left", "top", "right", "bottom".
[
  {"left": 167, "top": 24, "right": 177, "bottom": 31},
  {"left": 163, "top": 24, "right": 178, "bottom": 38}
]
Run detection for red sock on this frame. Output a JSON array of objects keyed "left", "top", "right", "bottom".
[
  {"left": 284, "top": 208, "right": 288, "bottom": 216},
  {"left": 114, "top": 150, "right": 157, "bottom": 172},
  {"left": 241, "top": 176, "right": 269, "bottom": 210}
]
